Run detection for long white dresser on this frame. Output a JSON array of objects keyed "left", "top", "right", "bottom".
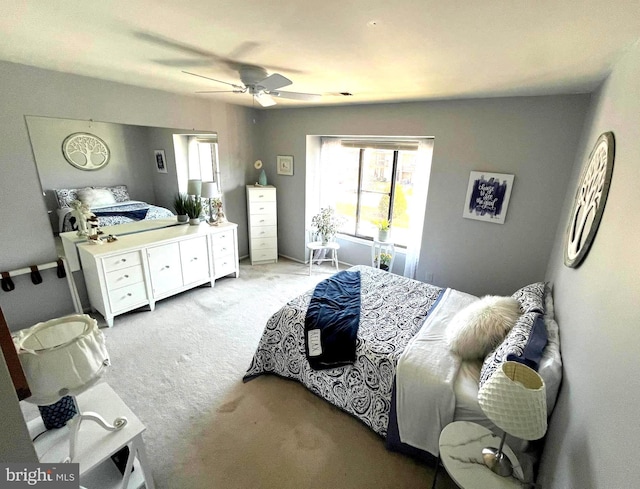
[
  {"left": 246, "top": 185, "right": 278, "bottom": 264},
  {"left": 77, "top": 222, "right": 239, "bottom": 326}
]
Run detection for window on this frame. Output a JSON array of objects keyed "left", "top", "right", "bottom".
[
  {"left": 188, "top": 136, "right": 220, "bottom": 191},
  {"left": 320, "top": 139, "right": 422, "bottom": 247}
]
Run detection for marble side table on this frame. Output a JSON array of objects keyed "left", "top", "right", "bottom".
[{"left": 434, "top": 421, "right": 526, "bottom": 489}]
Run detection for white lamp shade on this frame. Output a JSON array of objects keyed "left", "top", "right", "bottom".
[
  {"left": 478, "top": 361, "right": 547, "bottom": 440},
  {"left": 13, "top": 314, "right": 109, "bottom": 405},
  {"left": 187, "top": 179, "right": 202, "bottom": 195},
  {"left": 201, "top": 181, "right": 219, "bottom": 198}
]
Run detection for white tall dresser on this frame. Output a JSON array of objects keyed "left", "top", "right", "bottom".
[{"left": 246, "top": 185, "right": 278, "bottom": 264}]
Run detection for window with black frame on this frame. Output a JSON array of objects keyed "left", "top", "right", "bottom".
[{"left": 321, "top": 139, "right": 419, "bottom": 247}]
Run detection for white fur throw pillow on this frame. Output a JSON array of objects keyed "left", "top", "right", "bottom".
[
  {"left": 77, "top": 187, "right": 116, "bottom": 208},
  {"left": 446, "top": 295, "right": 522, "bottom": 360}
]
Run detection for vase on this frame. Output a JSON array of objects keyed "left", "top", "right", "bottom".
[
  {"left": 189, "top": 218, "right": 200, "bottom": 226},
  {"left": 259, "top": 169, "right": 268, "bottom": 186},
  {"left": 378, "top": 229, "right": 389, "bottom": 242},
  {"left": 177, "top": 214, "right": 188, "bottom": 223}
]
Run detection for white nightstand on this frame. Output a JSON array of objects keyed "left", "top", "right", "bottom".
[
  {"left": 434, "top": 421, "right": 525, "bottom": 489},
  {"left": 27, "top": 382, "right": 155, "bottom": 489}
]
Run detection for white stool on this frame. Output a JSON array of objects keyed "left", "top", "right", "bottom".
[
  {"left": 306, "top": 241, "right": 340, "bottom": 275},
  {"left": 371, "top": 240, "right": 395, "bottom": 271}
]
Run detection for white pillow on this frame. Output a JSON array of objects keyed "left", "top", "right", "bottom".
[
  {"left": 446, "top": 295, "right": 522, "bottom": 360},
  {"left": 77, "top": 187, "right": 116, "bottom": 208}
]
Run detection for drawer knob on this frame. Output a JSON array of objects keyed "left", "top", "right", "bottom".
[
  {"left": 124, "top": 275, "right": 129, "bottom": 278},
  {"left": 122, "top": 258, "right": 127, "bottom": 262},
  {"left": 127, "top": 293, "right": 132, "bottom": 297}
]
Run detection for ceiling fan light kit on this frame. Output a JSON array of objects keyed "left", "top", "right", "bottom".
[{"left": 184, "top": 63, "right": 321, "bottom": 107}]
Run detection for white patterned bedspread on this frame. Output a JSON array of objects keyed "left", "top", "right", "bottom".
[
  {"left": 60, "top": 200, "right": 174, "bottom": 232},
  {"left": 244, "top": 265, "right": 443, "bottom": 436}
]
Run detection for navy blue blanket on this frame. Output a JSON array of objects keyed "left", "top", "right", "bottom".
[
  {"left": 305, "top": 270, "right": 361, "bottom": 370},
  {"left": 93, "top": 208, "right": 149, "bottom": 220}
]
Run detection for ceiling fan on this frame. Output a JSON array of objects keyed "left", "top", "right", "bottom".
[{"left": 184, "top": 65, "right": 321, "bottom": 107}]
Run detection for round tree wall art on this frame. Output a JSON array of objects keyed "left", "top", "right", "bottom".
[
  {"left": 564, "top": 131, "right": 615, "bottom": 268},
  {"left": 62, "top": 132, "right": 110, "bottom": 171}
]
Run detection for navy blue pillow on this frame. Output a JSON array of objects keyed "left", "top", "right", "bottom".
[{"left": 507, "top": 314, "right": 548, "bottom": 370}]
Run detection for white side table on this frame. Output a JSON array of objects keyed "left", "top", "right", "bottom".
[
  {"left": 371, "top": 240, "right": 395, "bottom": 271},
  {"left": 28, "top": 382, "right": 155, "bottom": 489},
  {"left": 434, "top": 421, "right": 525, "bottom": 489},
  {"left": 306, "top": 241, "right": 340, "bottom": 275}
]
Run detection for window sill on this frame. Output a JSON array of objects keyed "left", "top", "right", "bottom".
[{"left": 336, "top": 234, "right": 406, "bottom": 255}]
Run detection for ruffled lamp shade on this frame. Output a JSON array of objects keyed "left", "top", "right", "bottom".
[
  {"left": 14, "top": 314, "right": 109, "bottom": 405},
  {"left": 14, "top": 314, "right": 127, "bottom": 462}
]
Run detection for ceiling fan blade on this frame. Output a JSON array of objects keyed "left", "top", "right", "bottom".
[
  {"left": 156, "top": 58, "right": 219, "bottom": 68},
  {"left": 196, "top": 90, "right": 245, "bottom": 94},
  {"left": 257, "top": 73, "right": 292, "bottom": 91},
  {"left": 270, "top": 90, "right": 322, "bottom": 101},
  {"left": 255, "top": 92, "right": 277, "bottom": 107},
  {"left": 182, "top": 71, "right": 244, "bottom": 90}
]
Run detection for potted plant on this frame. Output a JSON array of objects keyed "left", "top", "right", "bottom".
[
  {"left": 184, "top": 198, "right": 203, "bottom": 225},
  {"left": 374, "top": 218, "right": 391, "bottom": 242},
  {"left": 173, "top": 193, "right": 189, "bottom": 223},
  {"left": 377, "top": 251, "right": 392, "bottom": 271},
  {"left": 311, "top": 207, "right": 342, "bottom": 244}
]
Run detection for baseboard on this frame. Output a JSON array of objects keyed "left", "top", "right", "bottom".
[{"left": 279, "top": 253, "right": 353, "bottom": 268}]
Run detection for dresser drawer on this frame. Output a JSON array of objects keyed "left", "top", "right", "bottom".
[
  {"left": 108, "top": 283, "right": 147, "bottom": 312},
  {"left": 250, "top": 225, "right": 277, "bottom": 240},
  {"left": 250, "top": 213, "right": 277, "bottom": 227},
  {"left": 249, "top": 201, "right": 277, "bottom": 215},
  {"left": 250, "top": 248, "right": 278, "bottom": 262},
  {"left": 103, "top": 251, "right": 141, "bottom": 271},
  {"left": 211, "top": 232, "right": 235, "bottom": 255},
  {"left": 106, "top": 265, "right": 144, "bottom": 291},
  {"left": 251, "top": 237, "right": 277, "bottom": 251},
  {"left": 248, "top": 187, "right": 276, "bottom": 203},
  {"left": 213, "top": 254, "right": 237, "bottom": 278}
]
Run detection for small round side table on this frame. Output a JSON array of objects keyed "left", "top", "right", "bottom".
[{"left": 434, "top": 421, "right": 526, "bottom": 489}]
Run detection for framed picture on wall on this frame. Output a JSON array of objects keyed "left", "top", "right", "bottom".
[
  {"left": 154, "top": 149, "right": 167, "bottom": 173},
  {"left": 463, "top": 171, "right": 514, "bottom": 224},
  {"left": 277, "top": 155, "right": 294, "bottom": 176}
]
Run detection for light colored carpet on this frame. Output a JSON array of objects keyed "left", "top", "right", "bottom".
[{"left": 24, "top": 258, "right": 456, "bottom": 488}]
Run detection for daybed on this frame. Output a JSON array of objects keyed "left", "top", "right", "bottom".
[
  {"left": 52, "top": 185, "right": 175, "bottom": 233},
  {"left": 244, "top": 265, "right": 562, "bottom": 483}
]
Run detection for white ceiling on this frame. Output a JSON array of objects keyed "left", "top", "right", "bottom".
[{"left": 1, "top": 1, "right": 639, "bottom": 109}]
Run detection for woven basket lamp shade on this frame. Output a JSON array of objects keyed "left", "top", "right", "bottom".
[{"left": 477, "top": 361, "right": 547, "bottom": 476}]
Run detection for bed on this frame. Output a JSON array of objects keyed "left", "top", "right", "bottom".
[
  {"left": 52, "top": 185, "right": 175, "bottom": 233},
  {"left": 244, "top": 265, "right": 562, "bottom": 483}
]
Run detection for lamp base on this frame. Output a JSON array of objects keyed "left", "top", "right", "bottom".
[{"left": 482, "top": 447, "right": 514, "bottom": 477}]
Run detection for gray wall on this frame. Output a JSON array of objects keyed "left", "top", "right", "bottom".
[
  {"left": 256, "top": 95, "right": 589, "bottom": 296},
  {"left": 538, "top": 42, "right": 640, "bottom": 489},
  {"left": 0, "top": 60, "right": 255, "bottom": 461}
]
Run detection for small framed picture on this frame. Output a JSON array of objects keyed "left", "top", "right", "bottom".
[
  {"left": 154, "top": 149, "right": 167, "bottom": 173},
  {"left": 277, "top": 155, "right": 294, "bottom": 176},
  {"left": 463, "top": 171, "right": 514, "bottom": 224}
]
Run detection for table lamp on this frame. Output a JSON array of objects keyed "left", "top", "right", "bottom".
[
  {"left": 13, "top": 314, "right": 127, "bottom": 462},
  {"left": 477, "top": 361, "right": 547, "bottom": 477},
  {"left": 201, "top": 181, "right": 219, "bottom": 224},
  {"left": 187, "top": 179, "right": 202, "bottom": 197}
]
